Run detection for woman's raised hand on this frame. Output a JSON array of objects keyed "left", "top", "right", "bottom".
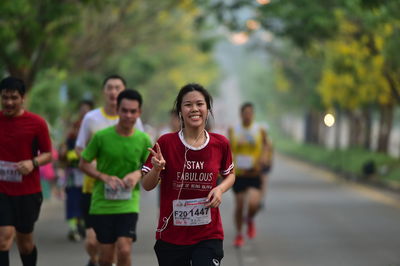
[{"left": 148, "top": 142, "right": 166, "bottom": 171}]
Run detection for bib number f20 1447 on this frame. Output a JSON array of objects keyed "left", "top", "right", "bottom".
[
  {"left": 0, "top": 160, "right": 22, "bottom": 182},
  {"left": 173, "top": 197, "right": 211, "bottom": 226}
]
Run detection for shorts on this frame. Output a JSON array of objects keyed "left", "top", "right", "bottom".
[
  {"left": 92, "top": 213, "right": 138, "bottom": 244},
  {"left": 80, "top": 192, "right": 93, "bottom": 228},
  {"left": 0, "top": 192, "right": 43, "bottom": 233},
  {"left": 262, "top": 165, "right": 272, "bottom": 175},
  {"left": 65, "top": 186, "right": 83, "bottom": 220},
  {"left": 232, "top": 176, "right": 261, "bottom": 193},
  {"left": 154, "top": 239, "right": 223, "bottom": 266}
]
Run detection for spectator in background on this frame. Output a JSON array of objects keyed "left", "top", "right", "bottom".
[
  {"left": 39, "top": 146, "right": 59, "bottom": 199},
  {"left": 158, "top": 110, "right": 181, "bottom": 136},
  {"left": 59, "top": 100, "right": 94, "bottom": 242}
]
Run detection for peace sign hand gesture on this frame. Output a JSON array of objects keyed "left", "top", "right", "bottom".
[{"left": 148, "top": 142, "right": 166, "bottom": 172}]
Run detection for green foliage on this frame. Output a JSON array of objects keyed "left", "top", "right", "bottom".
[
  {"left": 385, "top": 168, "right": 400, "bottom": 183},
  {"left": 317, "top": 14, "right": 392, "bottom": 110},
  {"left": 28, "top": 68, "right": 66, "bottom": 130},
  {"left": 1, "top": 0, "right": 219, "bottom": 135},
  {"left": 66, "top": 1, "right": 219, "bottom": 124},
  {"left": 257, "top": 0, "right": 347, "bottom": 48},
  {"left": 0, "top": 0, "right": 93, "bottom": 88}
]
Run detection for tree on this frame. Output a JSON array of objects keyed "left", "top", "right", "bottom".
[
  {"left": 24, "top": 0, "right": 219, "bottom": 130},
  {"left": 0, "top": 0, "right": 96, "bottom": 90}
]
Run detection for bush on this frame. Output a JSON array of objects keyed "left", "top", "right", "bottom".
[{"left": 273, "top": 134, "right": 400, "bottom": 186}]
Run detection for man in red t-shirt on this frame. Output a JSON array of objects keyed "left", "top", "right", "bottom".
[{"left": 0, "top": 77, "right": 52, "bottom": 266}]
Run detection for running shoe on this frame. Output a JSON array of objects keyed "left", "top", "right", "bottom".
[
  {"left": 247, "top": 220, "right": 256, "bottom": 239},
  {"left": 78, "top": 223, "right": 86, "bottom": 238},
  {"left": 233, "top": 234, "right": 244, "bottom": 248},
  {"left": 86, "top": 260, "right": 97, "bottom": 266},
  {"left": 67, "top": 230, "right": 81, "bottom": 242}
]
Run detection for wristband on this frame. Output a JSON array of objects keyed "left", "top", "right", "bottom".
[{"left": 32, "top": 158, "right": 39, "bottom": 168}]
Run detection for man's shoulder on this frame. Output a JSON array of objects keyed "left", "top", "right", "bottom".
[
  {"left": 82, "top": 108, "right": 102, "bottom": 121},
  {"left": 134, "top": 129, "right": 151, "bottom": 140},
  {"left": 23, "top": 111, "right": 47, "bottom": 124},
  {"left": 0, "top": 111, "right": 46, "bottom": 126}
]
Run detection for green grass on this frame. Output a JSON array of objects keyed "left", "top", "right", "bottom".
[{"left": 273, "top": 135, "right": 400, "bottom": 186}]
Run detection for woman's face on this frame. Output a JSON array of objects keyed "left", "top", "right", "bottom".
[{"left": 180, "top": 91, "right": 208, "bottom": 129}]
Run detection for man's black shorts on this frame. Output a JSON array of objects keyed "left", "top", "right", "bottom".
[
  {"left": 232, "top": 176, "right": 262, "bottom": 193},
  {"left": 154, "top": 239, "right": 224, "bottom": 266},
  {"left": 92, "top": 213, "right": 138, "bottom": 244},
  {"left": 0, "top": 192, "right": 43, "bottom": 233}
]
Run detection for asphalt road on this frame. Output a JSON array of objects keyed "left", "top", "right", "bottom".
[{"left": 10, "top": 154, "right": 400, "bottom": 266}]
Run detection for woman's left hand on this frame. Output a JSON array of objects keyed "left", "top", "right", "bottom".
[{"left": 206, "top": 186, "right": 223, "bottom": 208}]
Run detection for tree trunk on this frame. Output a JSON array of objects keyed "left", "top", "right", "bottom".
[
  {"left": 304, "top": 111, "right": 313, "bottom": 143},
  {"left": 377, "top": 104, "right": 394, "bottom": 153},
  {"left": 304, "top": 110, "right": 321, "bottom": 144},
  {"left": 347, "top": 110, "right": 364, "bottom": 148},
  {"left": 334, "top": 108, "right": 342, "bottom": 149},
  {"left": 383, "top": 69, "right": 400, "bottom": 104},
  {"left": 362, "top": 106, "right": 373, "bottom": 150}
]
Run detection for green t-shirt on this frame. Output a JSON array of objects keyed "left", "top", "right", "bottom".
[{"left": 82, "top": 126, "right": 152, "bottom": 215}]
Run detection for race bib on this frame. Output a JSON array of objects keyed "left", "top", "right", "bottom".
[
  {"left": 236, "top": 155, "right": 253, "bottom": 169},
  {"left": 0, "top": 160, "right": 22, "bottom": 182},
  {"left": 104, "top": 183, "right": 132, "bottom": 200},
  {"left": 173, "top": 197, "right": 211, "bottom": 226}
]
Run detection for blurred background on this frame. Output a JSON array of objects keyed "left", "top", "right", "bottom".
[
  {"left": 1, "top": 0, "right": 399, "bottom": 188},
  {"left": 3, "top": 1, "right": 400, "bottom": 265}
]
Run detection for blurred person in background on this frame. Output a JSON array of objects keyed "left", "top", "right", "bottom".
[
  {"left": 39, "top": 144, "right": 59, "bottom": 200},
  {"left": 158, "top": 109, "right": 181, "bottom": 136},
  {"left": 229, "top": 102, "right": 271, "bottom": 248},
  {"left": 59, "top": 100, "right": 94, "bottom": 242}
]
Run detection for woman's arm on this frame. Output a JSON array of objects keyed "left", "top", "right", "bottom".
[
  {"left": 206, "top": 172, "right": 235, "bottom": 208},
  {"left": 141, "top": 142, "right": 166, "bottom": 191},
  {"left": 142, "top": 168, "right": 162, "bottom": 191}
]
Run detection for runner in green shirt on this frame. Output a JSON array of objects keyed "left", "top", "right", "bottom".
[{"left": 79, "top": 89, "right": 151, "bottom": 266}]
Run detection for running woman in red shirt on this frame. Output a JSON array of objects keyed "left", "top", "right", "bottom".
[
  {"left": 0, "top": 77, "right": 52, "bottom": 266},
  {"left": 142, "top": 83, "right": 235, "bottom": 266}
]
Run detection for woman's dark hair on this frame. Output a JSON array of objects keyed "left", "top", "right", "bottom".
[
  {"left": 117, "top": 89, "right": 142, "bottom": 108},
  {"left": 0, "top": 77, "right": 26, "bottom": 96},
  {"left": 173, "top": 83, "right": 213, "bottom": 115}
]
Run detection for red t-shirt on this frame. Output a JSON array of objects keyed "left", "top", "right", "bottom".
[
  {"left": 142, "top": 131, "right": 234, "bottom": 245},
  {"left": 0, "top": 111, "right": 52, "bottom": 195}
]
